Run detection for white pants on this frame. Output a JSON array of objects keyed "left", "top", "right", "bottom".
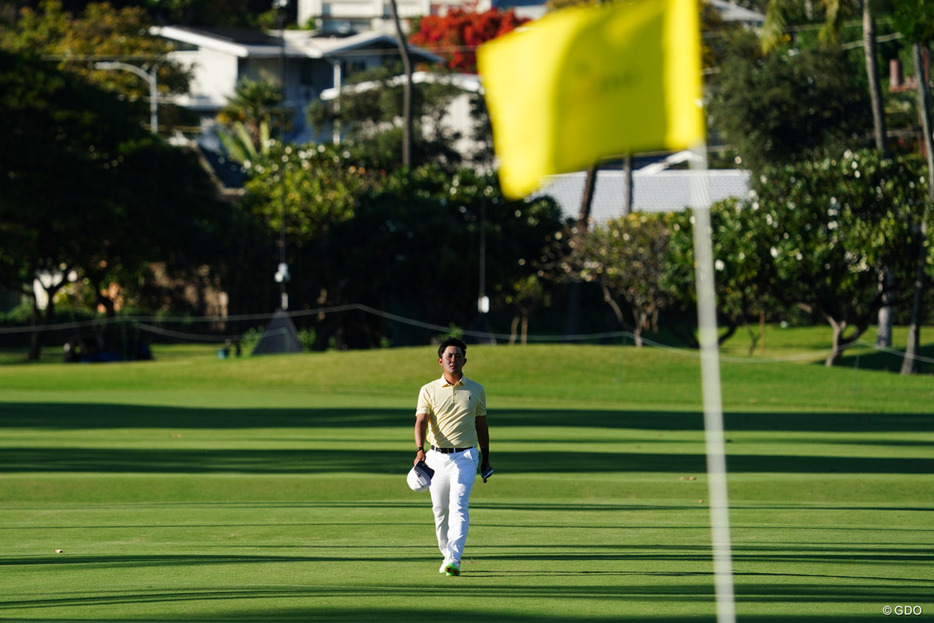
[{"left": 425, "top": 447, "right": 479, "bottom": 565}]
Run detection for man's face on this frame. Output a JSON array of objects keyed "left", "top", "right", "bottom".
[{"left": 439, "top": 346, "right": 466, "bottom": 377}]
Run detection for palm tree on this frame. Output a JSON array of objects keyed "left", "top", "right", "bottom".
[
  {"left": 218, "top": 120, "right": 271, "bottom": 164},
  {"left": 219, "top": 78, "right": 282, "bottom": 151}
]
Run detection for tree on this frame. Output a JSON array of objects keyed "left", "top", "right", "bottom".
[
  {"left": 308, "top": 65, "right": 468, "bottom": 171},
  {"left": 145, "top": 0, "right": 279, "bottom": 28},
  {"left": 762, "top": 0, "right": 887, "bottom": 154},
  {"left": 562, "top": 213, "right": 672, "bottom": 347},
  {"left": 891, "top": 0, "right": 934, "bottom": 374},
  {"left": 0, "top": 48, "right": 148, "bottom": 356},
  {"left": 0, "top": 49, "right": 230, "bottom": 358},
  {"left": 0, "top": 0, "right": 191, "bottom": 133},
  {"left": 313, "top": 165, "right": 564, "bottom": 348},
  {"left": 752, "top": 150, "right": 930, "bottom": 365},
  {"left": 761, "top": 0, "right": 895, "bottom": 348},
  {"left": 239, "top": 141, "right": 375, "bottom": 247},
  {"left": 230, "top": 140, "right": 376, "bottom": 312},
  {"left": 408, "top": 5, "right": 528, "bottom": 74},
  {"left": 217, "top": 119, "right": 271, "bottom": 166},
  {"left": 709, "top": 41, "right": 872, "bottom": 175},
  {"left": 218, "top": 78, "right": 282, "bottom": 150},
  {"left": 666, "top": 199, "right": 781, "bottom": 352},
  {"left": 504, "top": 275, "right": 547, "bottom": 345}
]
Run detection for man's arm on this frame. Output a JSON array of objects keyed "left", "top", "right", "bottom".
[
  {"left": 475, "top": 415, "right": 491, "bottom": 471},
  {"left": 414, "top": 412, "right": 429, "bottom": 465}
]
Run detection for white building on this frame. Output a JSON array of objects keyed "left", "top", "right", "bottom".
[
  {"left": 152, "top": 0, "right": 764, "bottom": 172},
  {"left": 153, "top": 25, "right": 442, "bottom": 139},
  {"left": 297, "top": 0, "right": 495, "bottom": 34},
  {"left": 535, "top": 167, "right": 752, "bottom": 224}
]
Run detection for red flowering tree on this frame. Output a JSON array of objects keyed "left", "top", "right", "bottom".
[{"left": 409, "top": 5, "right": 529, "bottom": 73}]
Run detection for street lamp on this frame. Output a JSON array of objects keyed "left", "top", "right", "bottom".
[{"left": 94, "top": 61, "right": 158, "bottom": 134}]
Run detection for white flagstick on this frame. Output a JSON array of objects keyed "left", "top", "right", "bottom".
[{"left": 689, "top": 143, "right": 736, "bottom": 623}]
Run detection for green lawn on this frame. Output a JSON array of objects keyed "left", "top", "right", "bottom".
[{"left": 1, "top": 344, "right": 932, "bottom": 621}]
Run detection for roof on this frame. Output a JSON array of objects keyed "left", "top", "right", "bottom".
[
  {"left": 534, "top": 168, "right": 751, "bottom": 223},
  {"left": 152, "top": 26, "right": 443, "bottom": 63},
  {"left": 151, "top": 25, "right": 293, "bottom": 58},
  {"left": 491, "top": 0, "right": 766, "bottom": 26},
  {"left": 288, "top": 30, "right": 442, "bottom": 63},
  {"left": 320, "top": 70, "right": 480, "bottom": 100},
  {"left": 707, "top": 0, "right": 765, "bottom": 26}
]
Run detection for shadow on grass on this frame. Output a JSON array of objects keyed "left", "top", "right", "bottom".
[
  {"left": 0, "top": 577, "right": 928, "bottom": 622},
  {"left": 2, "top": 446, "right": 932, "bottom": 475},
  {"left": 3, "top": 403, "right": 933, "bottom": 433},
  {"left": 2, "top": 521, "right": 929, "bottom": 621},
  {"left": 836, "top": 342, "right": 934, "bottom": 374},
  {"left": 1, "top": 403, "right": 932, "bottom": 475},
  {"left": 7, "top": 542, "right": 932, "bottom": 572},
  {"left": 0, "top": 615, "right": 905, "bottom": 623}
]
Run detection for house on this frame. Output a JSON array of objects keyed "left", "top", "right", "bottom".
[
  {"left": 298, "top": 0, "right": 765, "bottom": 31},
  {"left": 154, "top": 0, "right": 763, "bottom": 139},
  {"left": 153, "top": 0, "right": 765, "bottom": 177},
  {"left": 297, "top": 0, "right": 492, "bottom": 34},
  {"left": 152, "top": 25, "right": 442, "bottom": 140},
  {"left": 319, "top": 70, "right": 484, "bottom": 159}
]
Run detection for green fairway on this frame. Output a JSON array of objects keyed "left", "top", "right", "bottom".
[{"left": 1, "top": 344, "right": 933, "bottom": 621}]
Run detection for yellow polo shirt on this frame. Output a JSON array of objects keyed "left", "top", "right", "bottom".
[{"left": 416, "top": 375, "right": 487, "bottom": 449}]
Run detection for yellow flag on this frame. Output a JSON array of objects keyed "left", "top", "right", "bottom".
[{"left": 477, "top": 0, "right": 705, "bottom": 199}]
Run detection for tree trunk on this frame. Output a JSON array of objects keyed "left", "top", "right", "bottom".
[
  {"left": 825, "top": 318, "right": 845, "bottom": 367},
  {"left": 388, "top": 0, "right": 413, "bottom": 167},
  {"left": 902, "top": 222, "right": 926, "bottom": 375},
  {"left": 622, "top": 154, "right": 633, "bottom": 216},
  {"left": 864, "top": 3, "right": 895, "bottom": 349},
  {"left": 600, "top": 282, "right": 626, "bottom": 329},
  {"left": 875, "top": 267, "right": 893, "bottom": 348},
  {"left": 863, "top": 3, "right": 887, "bottom": 157},
  {"left": 579, "top": 163, "right": 598, "bottom": 229},
  {"left": 902, "top": 42, "right": 933, "bottom": 375},
  {"left": 28, "top": 281, "right": 65, "bottom": 361},
  {"left": 632, "top": 311, "right": 646, "bottom": 348},
  {"left": 28, "top": 294, "right": 42, "bottom": 361},
  {"left": 564, "top": 163, "right": 598, "bottom": 339}
]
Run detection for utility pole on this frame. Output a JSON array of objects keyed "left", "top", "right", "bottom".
[{"left": 273, "top": 0, "right": 291, "bottom": 311}]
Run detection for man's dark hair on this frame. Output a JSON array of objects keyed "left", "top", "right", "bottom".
[{"left": 438, "top": 337, "right": 467, "bottom": 358}]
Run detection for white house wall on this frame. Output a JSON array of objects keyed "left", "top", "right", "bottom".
[
  {"left": 298, "top": 0, "right": 490, "bottom": 25},
  {"left": 299, "top": 0, "right": 429, "bottom": 23},
  {"left": 172, "top": 48, "right": 242, "bottom": 109}
]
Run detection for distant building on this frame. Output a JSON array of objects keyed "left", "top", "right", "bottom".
[
  {"left": 298, "top": 0, "right": 765, "bottom": 31},
  {"left": 153, "top": 0, "right": 765, "bottom": 176},
  {"left": 319, "top": 70, "right": 484, "bottom": 161},
  {"left": 534, "top": 164, "right": 751, "bottom": 224},
  {"left": 297, "top": 0, "right": 489, "bottom": 34},
  {"left": 152, "top": 26, "right": 442, "bottom": 140}
]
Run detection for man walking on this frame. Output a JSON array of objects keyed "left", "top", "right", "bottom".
[{"left": 414, "top": 337, "right": 492, "bottom": 577}]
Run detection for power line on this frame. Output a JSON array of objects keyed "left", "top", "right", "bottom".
[{"left": 4, "top": 304, "right": 932, "bottom": 366}]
